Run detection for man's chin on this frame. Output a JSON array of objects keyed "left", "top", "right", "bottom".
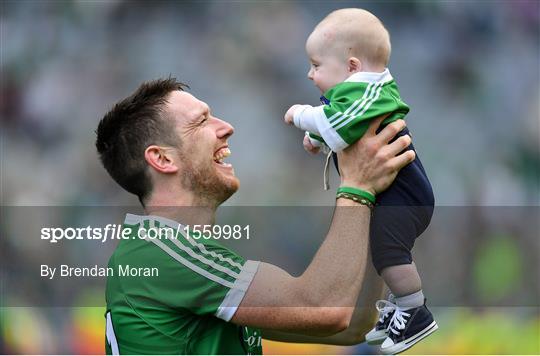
[
  {"left": 219, "top": 177, "right": 240, "bottom": 202},
  {"left": 217, "top": 167, "right": 239, "bottom": 191}
]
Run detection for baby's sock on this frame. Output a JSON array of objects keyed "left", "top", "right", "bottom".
[{"left": 394, "top": 290, "right": 424, "bottom": 310}]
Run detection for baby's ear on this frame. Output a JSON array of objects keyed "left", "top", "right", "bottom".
[{"left": 347, "top": 57, "right": 362, "bottom": 73}]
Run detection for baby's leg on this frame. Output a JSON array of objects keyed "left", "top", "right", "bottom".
[
  {"left": 367, "top": 145, "right": 437, "bottom": 353},
  {"left": 370, "top": 190, "right": 432, "bottom": 306},
  {"left": 370, "top": 202, "right": 427, "bottom": 306},
  {"left": 369, "top": 131, "right": 434, "bottom": 296},
  {"left": 380, "top": 262, "right": 421, "bottom": 297}
]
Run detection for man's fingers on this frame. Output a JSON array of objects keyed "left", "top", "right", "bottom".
[
  {"left": 385, "top": 135, "right": 412, "bottom": 157},
  {"left": 376, "top": 119, "right": 406, "bottom": 143},
  {"left": 388, "top": 149, "right": 416, "bottom": 171},
  {"left": 365, "top": 115, "right": 388, "bottom": 136}
]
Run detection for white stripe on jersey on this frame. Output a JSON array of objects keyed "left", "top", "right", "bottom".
[
  {"left": 216, "top": 260, "right": 260, "bottom": 321},
  {"left": 152, "top": 218, "right": 244, "bottom": 270},
  {"left": 328, "top": 83, "right": 373, "bottom": 125},
  {"left": 180, "top": 229, "right": 244, "bottom": 271},
  {"left": 126, "top": 214, "right": 243, "bottom": 272},
  {"left": 334, "top": 83, "right": 384, "bottom": 131},
  {"left": 143, "top": 234, "right": 235, "bottom": 289},
  {"left": 148, "top": 220, "right": 241, "bottom": 280},
  {"left": 332, "top": 82, "right": 382, "bottom": 129},
  {"left": 106, "top": 312, "right": 120, "bottom": 355}
]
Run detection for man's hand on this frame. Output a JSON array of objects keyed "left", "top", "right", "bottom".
[
  {"left": 337, "top": 117, "right": 415, "bottom": 196},
  {"left": 284, "top": 104, "right": 302, "bottom": 125}
]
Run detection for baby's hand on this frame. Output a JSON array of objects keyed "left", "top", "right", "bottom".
[
  {"left": 303, "top": 134, "right": 321, "bottom": 155},
  {"left": 284, "top": 104, "right": 302, "bottom": 125}
]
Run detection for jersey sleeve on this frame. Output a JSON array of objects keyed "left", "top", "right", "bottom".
[
  {"left": 320, "top": 81, "right": 410, "bottom": 151},
  {"left": 135, "top": 219, "right": 260, "bottom": 322}
]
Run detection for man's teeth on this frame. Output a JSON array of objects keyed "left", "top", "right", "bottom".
[{"left": 214, "top": 148, "right": 231, "bottom": 162}]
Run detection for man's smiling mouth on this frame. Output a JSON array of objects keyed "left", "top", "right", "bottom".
[{"left": 213, "top": 147, "right": 232, "bottom": 167}]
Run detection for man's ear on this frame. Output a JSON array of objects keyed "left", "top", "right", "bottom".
[
  {"left": 347, "top": 57, "right": 362, "bottom": 73},
  {"left": 144, "top": 145, "right": 179, "bottom": 174}
]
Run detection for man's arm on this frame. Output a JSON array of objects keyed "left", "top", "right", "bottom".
[
  {"left": 261, "top": 260, "right": 384, "bottom": 345},
  {"left": 231, "top": 117, "right": 414, "bottom": 335},
  {"left": 232, "top": 198, "right": 371, "bottom": 336}
]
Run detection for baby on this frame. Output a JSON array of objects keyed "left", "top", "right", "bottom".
[{"left": 284, "top": 8, "right": 437, "bottom": 354}]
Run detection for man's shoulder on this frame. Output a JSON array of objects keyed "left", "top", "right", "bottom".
[{"left": 111, "top": 214, "right": 248, "bottom": 283}]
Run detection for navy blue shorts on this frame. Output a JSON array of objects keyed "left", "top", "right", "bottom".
[{"left": 333, "top": 127, "right": 434, "bottom": 274}]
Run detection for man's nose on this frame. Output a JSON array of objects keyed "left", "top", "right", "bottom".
[{"left": 214, "top": 117, "right": 234, "bottom": 139}]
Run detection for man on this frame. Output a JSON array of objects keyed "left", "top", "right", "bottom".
[{"left": 96, "top": 78, "right": 414, "bottom": 354}]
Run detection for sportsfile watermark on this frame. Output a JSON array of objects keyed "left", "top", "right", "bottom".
[
  {"left": 40, "top": 224, "right": 251, "bottom": 244},
  {"left": 2, "top": 206, "right": 538, "bottom": 307}
]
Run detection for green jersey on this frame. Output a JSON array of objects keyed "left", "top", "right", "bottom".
[
  {"left": 105, "top": 214, "right": 262, "bottom": 355},
  {"left": 293, "top": 69, "right": 409, "bottom": 152}
]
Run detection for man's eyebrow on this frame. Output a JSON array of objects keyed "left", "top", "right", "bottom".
[
  {"left": 202, "top": 107, "right": 211, "bottom": 117},
  {"left": 192, "top": 106, "right": 210, "bottom": 122},
  {"left": 202, "top": 105, "right": 213, "bottom": 117}
]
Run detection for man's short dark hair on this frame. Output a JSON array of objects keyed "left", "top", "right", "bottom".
[{"left": 96, "top": 77, "right": 188, "bottom": 205}]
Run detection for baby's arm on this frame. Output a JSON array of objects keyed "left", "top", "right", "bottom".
[
  {"left": 284, "top": 104, "right": 324, "bottom": 136},
  {"left": 288, "top": 81, "right": 410, "bottom": 152},
  {"left": 284, "top": 104, "right": 301, "bottom": 124},
  {"left": 285, "top": 104, "right": 329, "bottom": 154},
  {"left": 285, "top": 102, "right": 347, "bottom": 152}
]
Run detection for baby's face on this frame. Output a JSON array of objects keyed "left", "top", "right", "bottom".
[{"left": 305, "top": 31, "right": 350, "bottom": 94}]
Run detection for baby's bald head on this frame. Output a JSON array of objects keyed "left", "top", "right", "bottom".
[{"left": 306, "top": 8, "right": 391, "bottom": 71}]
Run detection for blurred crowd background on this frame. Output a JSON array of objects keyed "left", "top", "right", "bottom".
[{"left": 1, "top": 0, "right": 539, "bottom": 354}]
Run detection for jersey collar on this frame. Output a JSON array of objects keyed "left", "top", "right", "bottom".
[{"left": 344, "top": 68, "right": 393, "bottom": 84}]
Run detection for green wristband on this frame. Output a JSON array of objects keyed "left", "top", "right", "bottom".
[
  {"left": 337, "top": 187, "right": 376, "bottom": 204},
  {"left": 336, "top": 192, "right": 375, "bottom": 210}
]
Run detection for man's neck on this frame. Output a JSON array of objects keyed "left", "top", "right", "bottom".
[
  {"left": 145, "top": 206, "right": 216, "bottom": 226},
  {"left": 144, "top": 190, "right": 218, "bottom": 226}
]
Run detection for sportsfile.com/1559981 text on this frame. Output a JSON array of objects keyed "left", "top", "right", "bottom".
[{"left": 40, "top": 224, "right": 251, "bottom": 244}]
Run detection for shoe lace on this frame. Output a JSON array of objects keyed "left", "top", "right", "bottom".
[
  {"left": 388, "top": 307, "right": 411, "bottom": 335},
  {"left": 375, "top": 300, "right": 397, "bottom": 324}
]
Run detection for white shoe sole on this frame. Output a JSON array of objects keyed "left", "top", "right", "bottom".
[
  {"left": 365, "top": 329, "right": 387, "bottom": 345},
  {"left": 380, "top": 320, "right": 438, "bottom": 355}
]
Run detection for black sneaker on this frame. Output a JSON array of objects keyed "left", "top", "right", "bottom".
[
  {"left": 380, "top": 301, "right": 438, "bottom": 354},
  {"left": 365, "top": 299, "right": 397, "bottom": 345}
]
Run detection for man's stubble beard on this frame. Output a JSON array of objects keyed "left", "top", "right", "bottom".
[{"left": 179, "top": 157, "right": 238, "bottom": 207}]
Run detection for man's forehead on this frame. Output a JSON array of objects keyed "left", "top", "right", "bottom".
[{"left": 166, "top": 90, "right": 208, "bottom": 120}]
